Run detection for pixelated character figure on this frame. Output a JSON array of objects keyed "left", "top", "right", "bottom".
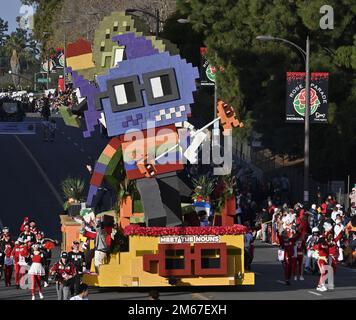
[
  {"left": 90, "top": 50, "right": 199, "bottom": 227},
  {"left": 65, "top": 13, "right": 243, "bottom": 227}
]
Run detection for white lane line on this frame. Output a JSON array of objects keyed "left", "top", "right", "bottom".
[
  {"left": 14, "top": 135, "right": 63, "bottom": 206},
  {"left": 73, "top": 142, "right": 78, "bottom": 146},
  {"left": 276, "top": 280, "right": 286, "bottom": 284},
  {"left": 308, "top": 291, "right": 322, "bottom": 296},
  {"left": 192, "top": 293, "right": 211, "bottom": 300},
  {"left": 60, "top": 132, "right": 64, "bottom": 135},
  {"left": 67, "top": 136, "right": 71, "bottom": 140},
  {"left": 80, "top": 149, "right": 85, "bottom": 153}
]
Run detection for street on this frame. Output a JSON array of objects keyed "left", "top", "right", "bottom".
[
  {"left": 0, "top": 116, "right": 108, "bottom": 239},
  {"left": 0, "top": 241, "right": 355, "bottom": 300},
  {"left": 0, "top": 116, "right": 356, "bottom": 300}
]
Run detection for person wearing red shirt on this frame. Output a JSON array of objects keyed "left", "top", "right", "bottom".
[
  {"left": 12, "top": 239, "right": 22, "bottom": 289},
  {"left": 18, "top": 240, "right": 30, "bottom": 286},
  {"left": 2, "top": 238, "right": 14, "bottom": 287},
  {"left": 321, "top": 202, "right": 327, "bottom": 216},
  {"left": 268, "top": 200, "right": 276, "bottom": 216},
  {"left": 277, "top": 230, "right": 300, "bottom": 285},
  {"left": 50, "top": 252, "right": 77, "bottom": 300},
  {"left": 313, "top": 236, "right": 329, "bottom": 291},
  {"left": 326, "top": 229, "right": 344, "bottom": 275},
  {"left": 293, "top": 238, "right": 306, "bottom": 281},
  {"left": 20, "top": 217, "right": 29, "bottom": 233},
  {"left": 28, "top": 245, "right": 45, "bottom": 300},
  {"left": 19, "top": 224, "right": 36, "bottom": 247}
]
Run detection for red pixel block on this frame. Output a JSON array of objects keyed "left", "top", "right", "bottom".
[
  {"left": 194, "top": 243, "right": 228, "bottom": 276},
  {"left": 90, "top": 172, "right": 104, "bottom": 187}
]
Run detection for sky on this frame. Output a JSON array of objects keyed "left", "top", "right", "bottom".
[{"left": 0, "top": 0, "right": 27, "bottom": 33}]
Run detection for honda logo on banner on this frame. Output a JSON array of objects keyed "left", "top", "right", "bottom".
[{"left": 286, "top": 72, "right": 329, "bottom": 123}]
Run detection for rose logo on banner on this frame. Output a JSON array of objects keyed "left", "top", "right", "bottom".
[
  {"left": 293, "top": 88, "right": 320, "bottom": 116},
  {"left": 206, "top": 65, "right": 216, "bottom": 83}
]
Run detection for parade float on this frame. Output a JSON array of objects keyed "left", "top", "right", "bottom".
[{"left": 60, "top": 11, "right": 254, "bottom": 287}]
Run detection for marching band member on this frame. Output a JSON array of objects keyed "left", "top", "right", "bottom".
[
  {"left": 12, "top": 239, "right": 22, "bottom": 289},
  {"left": 293, "top": 237, "right": 305, "bottom": 281},
  {"left": 313, "top": 235, "right": 329, "bottom": 292},
  {"left": 28, "top": 244, "right": 45, "bottom": 300},
  {"left": 277, "top": 229, "right": 300, "bottom": 285},
  {"left": 3, "top": 237, "right": 14, "bottom": 287},
  {"left": 305, "top": 227, "right": 320, "bottom": 273}
]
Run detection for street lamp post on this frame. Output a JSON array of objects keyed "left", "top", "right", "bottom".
[
  {"left": 61, "top": 20, "right": 71, "bottom": 92},
  {"left": 85, "top": 12, "right": 102, "bottom": 40},
  {"left": 177, "top": 18, "right": 219, "bottom": 132},
  {"left": 42, "top": 32, "right": 51, "bottom": 90},
  {"left": 256, "top": 35, "right": 310, "bottom": 206},
  {"left": 125, "top": 8, "right": 161, "bottom": 38}
]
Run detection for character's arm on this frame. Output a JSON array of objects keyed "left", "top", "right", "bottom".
[{"left": 86, "top": 137, "right": 122, "bottom": 207}]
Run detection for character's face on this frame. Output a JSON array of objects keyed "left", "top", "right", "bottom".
[
  {"left": 24, "top": 225, "right": 29, "bottom": 232},
  {"left": 96, "top": 52, "right": 199, "bottom": 137}
]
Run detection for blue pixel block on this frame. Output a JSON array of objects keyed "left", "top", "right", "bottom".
[{"left": 96, "top": 52, "right": 199, "bottom": 137}]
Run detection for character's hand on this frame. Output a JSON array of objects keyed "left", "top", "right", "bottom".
[
  {"left": 217, "top": 101, "right": 244, "bottom": 135},
  {"left": 137, "top": 155, "right": 157, "bottom": 178}
]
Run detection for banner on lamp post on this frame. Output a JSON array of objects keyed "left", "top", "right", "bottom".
[
  {"left": 286, "top": 72, "right": 329, "bottom": 123},
  {"left": 200, "top": 47, "right": 216, "bottom": 86}
]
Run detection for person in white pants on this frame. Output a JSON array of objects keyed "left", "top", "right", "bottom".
[
  {"left": 334, "top": 218, "right": 344, "bottom": 261},
  {"left": 305, "top": 227, "right": 320, "bottom": 272}
]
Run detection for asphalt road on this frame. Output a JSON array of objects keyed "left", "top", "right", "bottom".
[
  {"left": 0, "top": 241, "right": 355, "bottom": 300},
  {"left": 0, "top": 116, "right": 355, "bottom": 300},
  {"left": 0, "top": 116, "right": 108, "bottom": 239}
]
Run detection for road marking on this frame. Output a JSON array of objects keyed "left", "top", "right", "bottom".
[
  {"left": 192, "top": 293, "right": 211, "bottom": 300},
  {"left": 67, "top": 136, "right": 71, "bottom": 140},
  {"left": 61, "top": 131, "right": 64, "bottom": 135},
  {"left": 276, "top": 280, "right": 286, "bottom": 284},
  {"left": 14, "top": 135, "right": 63, "bottom": 206},
  {"left": 254, "top": 272, "right": 262, "bottom": 276},
  {"left": 308, "top": 291, "right": 322, "bottom": 296},
  {"left": 80, "top": 149, "right": 85, "bottom": 153},
  {"left": 74, "top": 142, "right": 78, "bottom": 146}
]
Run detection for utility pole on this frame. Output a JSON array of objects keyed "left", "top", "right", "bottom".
[
  {"left": 304, "top": 36, "right": 310, "bottom": 206},
  {"left": 47, "top": 56, "right": 50, "bottom": 90}
]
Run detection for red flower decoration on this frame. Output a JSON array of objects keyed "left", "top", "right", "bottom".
[
  {"left": 299, "top": 88, "right": 317, "bottom": 106},
  {"left": 124, "top": 225, "right": 246, "bottom": 237}
]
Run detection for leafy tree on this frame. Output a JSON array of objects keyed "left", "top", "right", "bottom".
[
  {"left": 177, "top": 0, "right": 356, "bottom": 182},
  {"left": 0, "top": 18, "right": 9, "bottom": 46}
]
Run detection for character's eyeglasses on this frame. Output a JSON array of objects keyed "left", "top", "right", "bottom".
[{"left": 95, "top": 68, "right": 180, "bottom": 113}]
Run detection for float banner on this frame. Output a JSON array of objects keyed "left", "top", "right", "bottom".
[
  {"left": 200, "top": 47, "right": 216, "bottom": 86},
  {"left": 160, "top": 235, "right": 220, "bottom": 244},
  {"left": 286, "top": 72, "right": 328, "bottom": 123}
]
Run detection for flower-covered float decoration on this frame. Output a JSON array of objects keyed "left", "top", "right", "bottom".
[{"left": 82, "top": 223, "right": 254, "bottom": 287}]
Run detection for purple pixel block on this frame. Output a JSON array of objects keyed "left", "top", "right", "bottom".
[
  {"left": 66, "top": 66, "right": 101, "bottom": 138},
  {"left": 86, "top": 185, "right": 99, "bottom": 206},
  {"left": 112, "top": 32, "right": 159, "bottom": 62},
  {"left": 94, "top": 162, "right": 107, "bottom": 174}
]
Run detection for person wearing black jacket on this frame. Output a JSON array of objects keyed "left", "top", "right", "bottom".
[
  {"left": 41, "top": 96, "right": 51, "bottom": 121},
  {"left": 68, "top": 241, "right": 86, "bottom": 295},
  {"left": 261, "top": 209, "right": 270, "bottom": 243}
]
